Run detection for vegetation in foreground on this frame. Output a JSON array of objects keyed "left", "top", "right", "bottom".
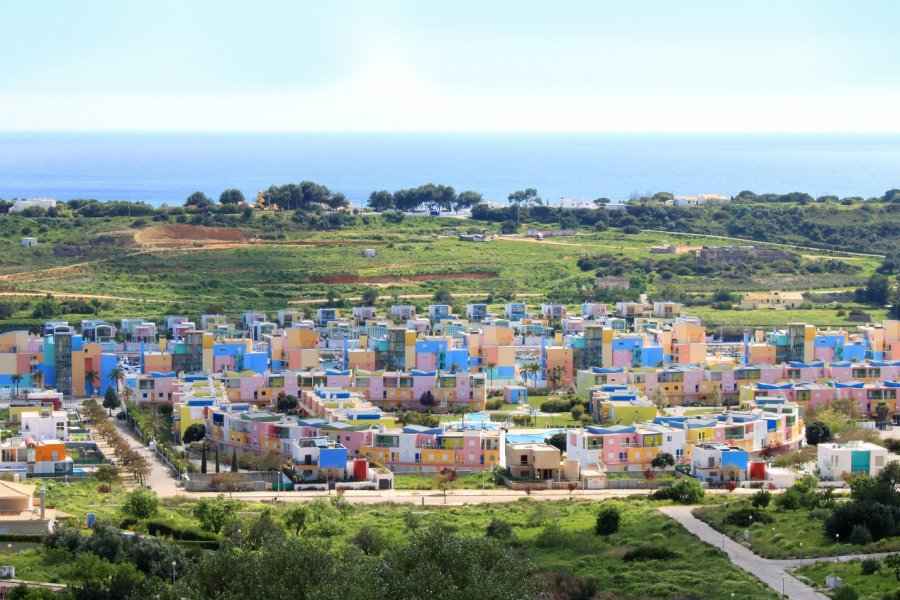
[
  {"left": 794, "top": 556, "right": 900, "bottom": 600},
  {"left": 12, "top": 479, "right": 778, "bottom": 599}
]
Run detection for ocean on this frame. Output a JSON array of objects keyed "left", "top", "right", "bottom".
[{"left": 2, "top": 132, "right": 900, "bottom": 207}]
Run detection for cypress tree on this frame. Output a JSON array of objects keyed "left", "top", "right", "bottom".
[
  {"left": 200, "top": 444, "right": 207, "bottom": 474},
  {"left": 215, "top": 447, "right": 220, "bottom": 473},
  {"left": 231, "top": 448, "right": 238, "bottom": 473}
]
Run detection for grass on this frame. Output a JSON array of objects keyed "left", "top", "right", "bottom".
[
  {"left": 0, "top": 213, "right": 883, "bottom": 331},
  {"left": 694, "top": 501, "right": 900, "bottom": 559},
  {"left": 690, "top": 305, "right": 890, "bottom": 328},
  {"left": 392, "top": 471, "right": 498, "bottom": 490},
  {"left": 40, "top": 476, "right": 778, "bottom": 598},
  {"left": 794, "top": 558, "right": 900, "bottom": 599}
]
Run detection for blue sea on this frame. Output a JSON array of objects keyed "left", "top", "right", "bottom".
[{"left": 2, "top": 132, "right": 900, "bottom": 207}]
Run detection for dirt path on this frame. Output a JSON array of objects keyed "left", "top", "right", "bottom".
[{"left": 0, "top": 290, "right": 148, "bottom": 301}]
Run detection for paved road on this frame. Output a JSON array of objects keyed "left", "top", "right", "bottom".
[
  {"left": 109, "top": 418, "right": 179, "bottom": 497},
  {"left": 659, "top": 506, "right": 831, "bottom": 599}
]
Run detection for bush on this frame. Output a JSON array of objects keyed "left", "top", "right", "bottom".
[
  {"left": 622, "top": 544, "right": 677, "bottom": 562},
  {"left": 121, "top": 487, "right": 160, "bottom": 519},
  {"left": 96, "top": 484, "right": 111, "bottom": 493},
  {"left": 861, "top": 557, "right": 882, "bottom": 575},
  {"left": 543, "top": 570, "right": 598, "bottom": 600},
  {"left": 833, "top": 586, "right": 859, "bottom": 600},
  {"left": 500, "top": 220, "right": 518, "bottom": 234},
  {"left": 751, "top": 489, "right": 772, "bottom": 508},
  {"left": 94, "top": 464, "right": 120, "bottom": 483},
  {"left": 723, "top": 508, "right": 774, "bottom": 528},
  {"left": 595, "top": 505, "right": 620, "bottom": 536},
  {"left": 850, "top": 524, "right": 874, "bottom": 546},
  {"left": 350, "top": 525, "right": 387, "bottom": 556},
  {"left": 485, "top": 399, "right": 504, "bottom": 411},
  {"left": 486, "top": 518, "right": 513, "bottom": 538},
  {"left": 652, "top": 477, "right": 704, "bottom": 504}
]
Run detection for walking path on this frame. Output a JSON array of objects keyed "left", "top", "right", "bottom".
[
  {"left": 108, "top": 418, "right": 179, "bottom": 497},
  {"left": 658, "top": 506, "right": 897, "bottom": 599}
]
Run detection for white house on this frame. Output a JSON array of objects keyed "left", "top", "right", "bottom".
[
  {"left": 9, "top": 198, "right": 57, "bottom": 213},
  {"left": 817, "top": 441, "right": 893, "bottom": 480},
  {"left": 20, "top": 410, "right": 68, "bottom": 442},
  {"left": 20, "top": 237, "right": 38, "bottom": 248}
]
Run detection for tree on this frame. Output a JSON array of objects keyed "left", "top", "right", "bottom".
[
  {"left": 547, "top": 365, "right": 564, "bottom": 390},
  {"left": 885, "top": 553, "right": 900, "bottom": 582},
  {"left": 284, "top": 504, "right": 310, "bottom": 536},
  {"left": 245, "top": 507, "right": 285, "bottom": 550},
  {"left": 435, "top": 467, "right": 458, "bottom": 503},
  {"left": 710, "top": 385, "right": 723, "bottom": 410},
  {"left": 806, "top": 420, "right": 832, "bottom": 445},
  {"left": 500, "top": 219, "right": 518, "bottom": 234},
  {"left": 875, "top": 401, "right": 891, "bottom": 423},
  {"left": 219, "top": 189, "right": 245, "bottom": 205},
  {"left": 193, "top": 495, "right": 241, "bottom": 534},
  {"left": 102, "top": 387, "right": 119, "bottom": 416},
  {"left": 185, "top": 191, "right": 213, "bottom": 208},
  {"left": 545, "top": 432, "right": 567, "bottom": 453},
  {"left": 215, "top": 446, "right": 220, "bottom": 473},
  {"left": 10, "top": 374, "right": 22, "bottom": 398},
  {"left": 200, "top": 443, "right": 207, "bottom": 474},
  {"left": 108, "top": 367, "right": 123, "bottom": 392},
  {"left": 121, "top": 487, "right": 160, "bottom": 519},
  {"left": 484, "top": 361, "right": 497, "bottom": 387},
  {"left": 361, "top": 287, "right": 379, "bottom": 307},
  {"left": 275, "top": 392, "right": 298, "bottom": 414},
  {"left": 367, "top": 190, "right": 394, "bottom": 211},
  {"left": 350, "top": 525, "right": 387, "bottom": 555},
  {"left": 231, "top": 448, "right": 239, "bottom": 473},
  {"left": 85, "top": 369, "right": 100, "bottom": 396},
  {"left": 860, "top": 274, "right": 890, "bottom": 305},
  {"left": 650, "top": 385, "right": 669, "bottom": 413},
  {"left": 419, "top": 390, "right": 436, "bottom": 410},
  {"left": 751, "top": 489, "right": 772, "bottom": 508},
  {"left": 454, "top": 190, "right": 483, "bottom": 211},
  {"left": 595, "top": 505, "right": 620, "bottom": 535},
  {"left": 651, "top": 452, "right": 675, "bottom": 470},
  {"left": 182, "top": 423, "right": 206, "bottom": 444}
]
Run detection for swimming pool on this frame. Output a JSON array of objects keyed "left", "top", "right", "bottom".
[{"left": 505, "top": 430, "right": 563, "bottom": 444}]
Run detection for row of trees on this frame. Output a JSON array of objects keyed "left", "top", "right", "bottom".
[
  {"left": 367, "top": 184, "right": 482, "bottom": 212},
  {"left": 83, "top": 400, "right": 151, "bottom": 485}
]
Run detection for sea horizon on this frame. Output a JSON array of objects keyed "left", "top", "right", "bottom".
[{"left": 2, "top": 131, "right": 900, "bottom": 208}]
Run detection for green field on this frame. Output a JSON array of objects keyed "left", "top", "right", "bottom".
[
  {"left": 28, "top": 478, "right": 778, "bottom": 599},
  {"left": 794, "top": 558, "right": 900, "bottom": 600},
  {"left": 0, "top": 211, "right": 887, "bottom": 333},
  {"left": 694, "top": 502, "right": 900, "bottom": 560}
]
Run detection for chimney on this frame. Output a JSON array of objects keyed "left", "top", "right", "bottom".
[{"left": 40, "top": 486, "right": 46, "bottom": 519}]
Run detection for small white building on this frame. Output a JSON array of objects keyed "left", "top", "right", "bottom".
[
  {"left": 20, "top": 410, "right": 68, "bottom": 442},
  {"left": 817, "top": 441, "right": 893, "bottom": 480},
  {"left": 9, "top": 198, "right": 57, "bottom": 213},
  {"left": 20, "top": 237, "right": 38, "bottom": 248},
  {"left": 362, "top": 248, "right": 376, "bottom": 258}
]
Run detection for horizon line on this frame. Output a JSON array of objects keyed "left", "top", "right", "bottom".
[{"left": 3, "top": 129, "right": 900, "bottom": 136}]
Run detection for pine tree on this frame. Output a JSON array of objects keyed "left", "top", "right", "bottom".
[
  {"left": 231, "top": 448, "right": 238, "bottom": 473},
  {"left": 215, "top": 447, "right": 220, "bottom": 473},
  {"left": 200, "top": 444, "right": 208, "bottom": 474}
]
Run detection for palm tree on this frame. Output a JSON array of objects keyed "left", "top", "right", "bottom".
[
  {"left": 121, "top": 386, "right": 134, "bottom": 406},
  {"left": 84, "top": 370, "right": 100, "bottom": 397},
  {"left": 31, "top": 369, "right": 44, "bottom": 391},
  {"left": 10, "top": 374, "right": 22, "bottom": 399},
  {"left": 547, "top": 365, "right": 564, "bottom": 391},
  {"left": 521, "top": 362, "right": 541, "bottom": 386},
  {"left": 108, "top": 367, "right": 124, "bottom": 392},
  {"left": 485, "top": 361, "right": 497, "bottom": 388}
]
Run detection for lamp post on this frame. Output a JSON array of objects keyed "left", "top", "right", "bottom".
[
  {"left": 7, "top": 543, "right": 11, "bottom": 575},
  {"left": 171, "top": 561, "right": 176, "bottom": 586},
  {"left": 835, "top": 533, "right": 839, "bottom": 563},
  {"left": 799, "top": 542, "right": 803, "bottom": 568},
  {"left": 781, "top": 573, "right": 786, "bottom": 598},
  {"left": 722, "top": 533, "right": 726, "bottom": 551}
]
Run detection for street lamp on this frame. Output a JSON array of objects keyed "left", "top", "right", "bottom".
[
  {"left": 722, "top": 533, "right": 726, "bottom": 551},
  {"left": 171, "top": 561, "right": 176, "bottom": 586},
  {"left": 835, "top": 533, "right": 840, "bottom": 563},
  {"left": 781, "top": 573, "right": 785, "bottom": 598},
  {"left": 6, "top": 543, "right": 11, "bottom": 574},
  {"left": 799, "top": 542, "right": 803, "bottom": 568}
]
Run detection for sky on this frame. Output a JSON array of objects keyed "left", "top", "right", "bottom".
[{"left": 2, "top": 0, "right": 900, "bottom": 132}]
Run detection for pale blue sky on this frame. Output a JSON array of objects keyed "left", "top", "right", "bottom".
[{"left": 2, "top": 1, "right": 899, "bottom": 132}]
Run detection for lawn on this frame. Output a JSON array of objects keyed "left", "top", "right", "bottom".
[
  {"left": 793, "top": 558, "right": 900, "bottom": 600},
  {"left": 392, "top": 471, "right": 498, "bottom": 490},
  {"left": 694, "top": 500, "right": 900, "bottom": 559}
]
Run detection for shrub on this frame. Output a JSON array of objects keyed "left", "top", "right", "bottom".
[
  {"left": 485, "top": 399, "right": 504, "bottom": 411},
  {"left": 832, "top": 586, "right": 859, "bottom": 600},
  {"left": 535, "top": 522, "right": 567, "bottom": 548},
  {"left": 652, "top": 477, "right": 704, "bottom": 504},
  {"left": 543, "top": 570, "right": 598, "bottom": 600},
  {"left": 121, "top": 487, "right": 160, "bottom": 519},
  {"left": 95, "top": 464, "right": 120, "bottom": 483},
  {"left": 861, "top": 557, "right": 882, "bottom": 575},
  {"left": 724, "top": 481, "right": 737, "bottom": 492},
  {"left": 723, "top": 508, "right": 774, "bottom": 528},
  {"left": 595, "top": 505, "right": 620, "bottom": 536},
  {"left": 486, "top": 518, "right": 513, "bottom": 538},
  {"left": 849, "top": 524, "right": 874, "bottom": 546},
  {"left": 96, "top": 484, "right": 111, "bottom": 493},
  {"left": 350, "top": 525, "right": 387, "bottom": 556},
  {"left": 622, "top": 544, "right": 677, "bottom": 562},
  {"left": 751, "top": 489, "right": 772, "bottom": 508}
]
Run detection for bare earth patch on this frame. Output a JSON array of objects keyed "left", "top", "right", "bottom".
[
  {"left": 134, "top": 225, "right": 246, "bottom": 247},
  {"left": 303, "top": 272, "right": 498, "bottom": 284}
]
